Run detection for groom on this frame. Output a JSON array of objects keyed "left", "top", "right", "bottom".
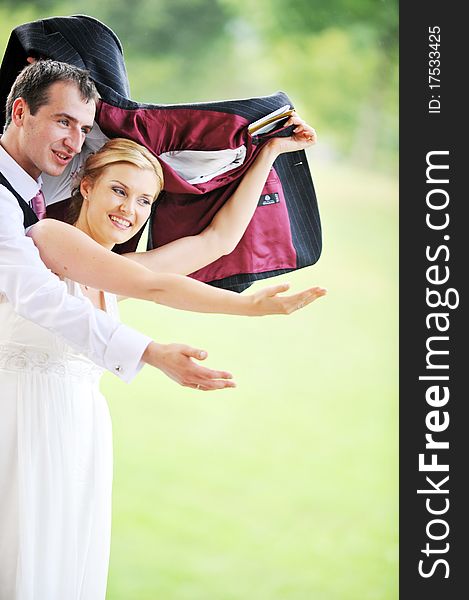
[{"left": 0, "top": 59, "right": 234, "bottom": 391}]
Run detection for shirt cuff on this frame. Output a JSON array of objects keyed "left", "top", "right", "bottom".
[{"left": 103, "top": 324, "right": 152, "bottom": 383}]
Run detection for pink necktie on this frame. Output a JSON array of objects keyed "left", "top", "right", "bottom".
[{"left": 31, "top": 189, "right": 46, "bottom": 220}]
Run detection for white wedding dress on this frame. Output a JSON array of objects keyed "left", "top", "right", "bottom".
[{"left": 0, "top": 280, "right": 115, "bottom": 600}]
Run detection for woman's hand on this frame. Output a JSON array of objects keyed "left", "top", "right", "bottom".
[
  {"left": 266, "top": 113, "right": 317, "bottom": 156},
  {"left": 249, "top": 283, "right": 327, "bottom": 316}
]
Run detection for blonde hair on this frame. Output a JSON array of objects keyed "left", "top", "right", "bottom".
[{"left": 67, "top": 138, "right": 164, "bottom": 224}]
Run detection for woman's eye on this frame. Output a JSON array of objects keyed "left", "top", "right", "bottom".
[
  {"left": 59, "top": 119, "right": 69, "bottom": 126},
  {"left": 112, "top": 187, "right": 126, "bottom": 196},
  {"left": 138, "top": 198, "right": 152, "bottom": 206}
]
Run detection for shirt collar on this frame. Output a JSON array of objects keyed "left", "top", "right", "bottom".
[{"left": 0, "top": 141, "right": 42, "bottom": 200}]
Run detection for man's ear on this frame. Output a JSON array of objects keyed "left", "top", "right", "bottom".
[{"left": 11, "top": 98, "right": 28, "bottom": 126}]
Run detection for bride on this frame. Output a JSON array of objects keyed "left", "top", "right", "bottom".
[{"left": 0, "top": 122, "right": 324, "bottom": 599}]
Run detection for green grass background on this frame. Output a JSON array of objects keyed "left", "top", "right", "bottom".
[{"left": 102, "top": 159, "right": 398, "bottom": 599}]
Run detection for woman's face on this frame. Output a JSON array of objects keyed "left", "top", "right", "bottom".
[{"left": 78, "top": 162, "right": 159, "bottom": 248}]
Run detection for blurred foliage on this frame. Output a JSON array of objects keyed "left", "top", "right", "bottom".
[
  {"left": 0, "top": 0, "right": 397, "bottom": 170},
  {"left": 243, "top": 0, "right": 398, "bottom": 47}
]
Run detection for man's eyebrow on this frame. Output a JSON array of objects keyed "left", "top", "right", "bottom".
[{"left": 52, "top": 112, "right": 93, "bottom": 130}]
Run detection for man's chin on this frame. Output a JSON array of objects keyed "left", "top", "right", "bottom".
[{"left": 42, "top": 162, "right": 69, "bottom": 177}]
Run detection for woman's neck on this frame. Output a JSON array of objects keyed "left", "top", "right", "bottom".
[{"left": 73, "top": 216, "right": 115, "bottom": 251}]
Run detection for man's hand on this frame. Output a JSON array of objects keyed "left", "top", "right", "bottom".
[{"left": 142, "top": 341, "right": 236, "bottom": 391}]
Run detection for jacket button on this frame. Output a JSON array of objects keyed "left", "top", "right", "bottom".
[{"left": 115, "top": 365, "right": 123, "bottom": 373}]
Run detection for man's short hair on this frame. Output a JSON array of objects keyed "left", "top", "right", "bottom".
[{"left": 4, "top": 60, "right": 99, "bottom": 130}]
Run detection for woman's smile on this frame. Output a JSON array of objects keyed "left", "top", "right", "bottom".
[{"left": 108, "top": 214, "right": 133, "bottom": 229}]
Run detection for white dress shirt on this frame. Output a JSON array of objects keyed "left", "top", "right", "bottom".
[{"left": 0, "top": 143, "right": 152, "bottom": 382}]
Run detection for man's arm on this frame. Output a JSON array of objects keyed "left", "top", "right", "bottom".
[{"left": 0, "top": 185, "right": 235, "bottom": 389}]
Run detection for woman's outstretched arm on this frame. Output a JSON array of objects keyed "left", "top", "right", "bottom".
[
  {"left": 29, "top": 219, "right": 326, "bottom": 316},
  {"left": 123, "top": 115, "right": 317, "bottom": 275}
]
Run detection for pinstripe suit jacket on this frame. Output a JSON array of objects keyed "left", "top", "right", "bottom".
[{"left": 0, "top": 15, "right": 321, "bottom": 291}]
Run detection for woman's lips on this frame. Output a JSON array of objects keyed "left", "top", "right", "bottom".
[{"left": 109, "top": 214, "right": 132, "bottom": 230}]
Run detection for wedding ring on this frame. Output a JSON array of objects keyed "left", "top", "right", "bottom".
[{"left": 197, "top": 384, "right": 202, "bottom": 389}]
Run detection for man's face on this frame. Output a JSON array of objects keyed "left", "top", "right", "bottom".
[{"left": 17, "top": 81, "right": 95, "bottom": 179}]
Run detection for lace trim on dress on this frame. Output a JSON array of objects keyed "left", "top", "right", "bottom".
[{"left": 0, "top": 343, "right": 103, "bottom": 379}]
